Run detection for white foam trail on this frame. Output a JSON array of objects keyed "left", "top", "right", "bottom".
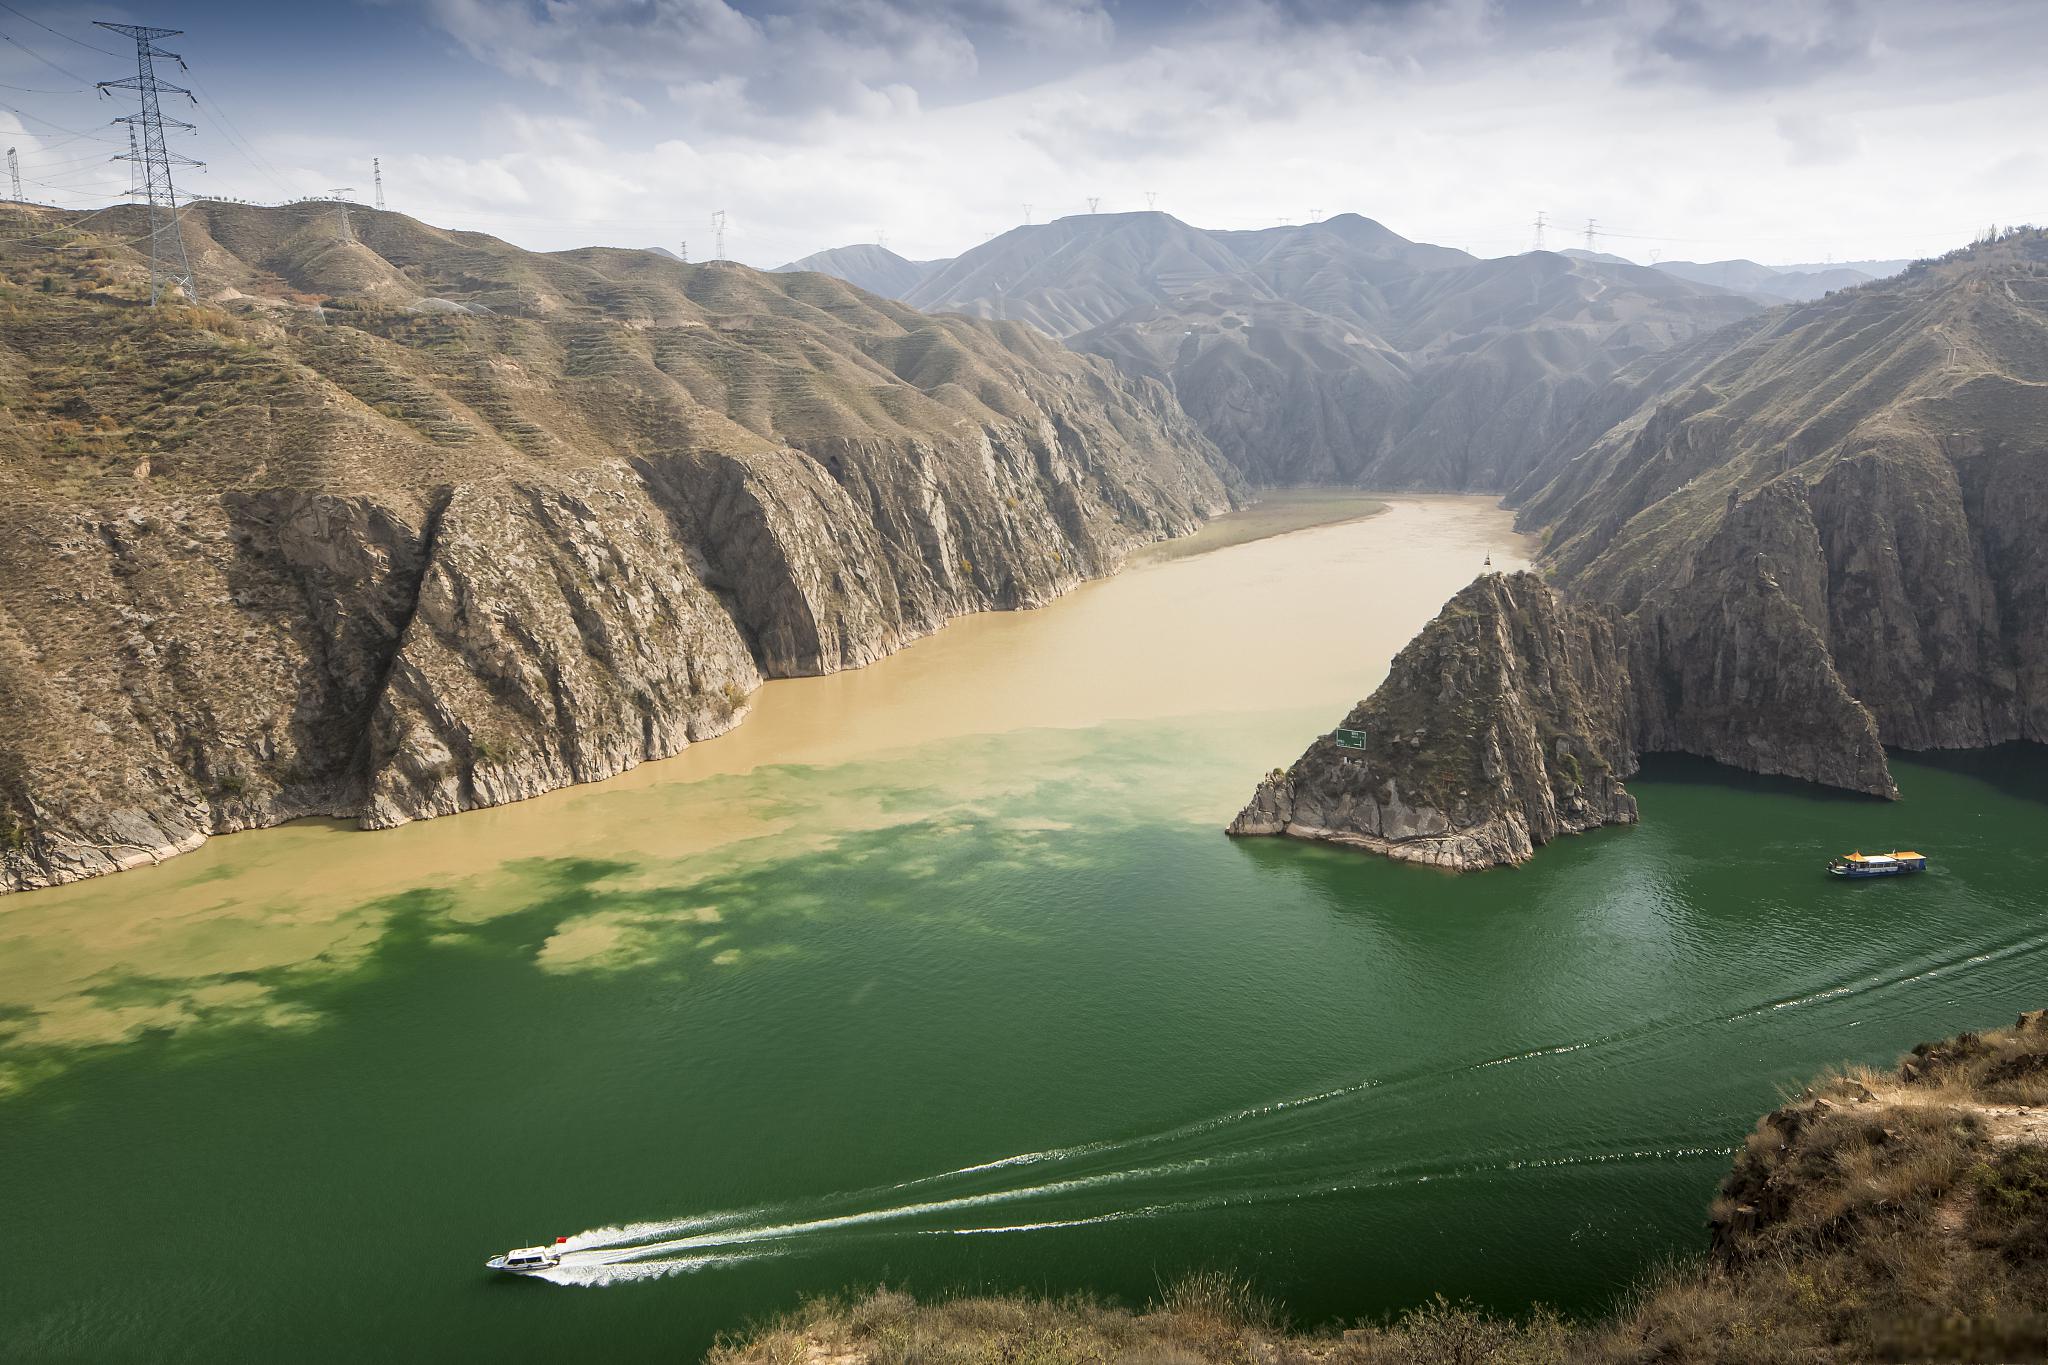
[
  {"left": 931, "top": 1210, "right": 1142, "bottom": 1236},
  {"left": 584, "top": 1160, "right": 1221, "bottom": 1265},
  {"left": 540, "top": 1251, "right": 763, "bottom": 1287},
  {"left": 563, "top": 1204, "right": 776, "bottom": 1251},
  {"left": 1471, "top": 1042, "right": 1593, "bottom": 1069}
]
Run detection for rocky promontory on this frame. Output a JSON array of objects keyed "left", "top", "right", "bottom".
[{"left": 1228, "top": 572, "right": 1640, "bottom": 870}]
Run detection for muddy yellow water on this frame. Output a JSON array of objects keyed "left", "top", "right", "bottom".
[{"left": 0, "top": 493, "right": 1512, "bottom": 1060}]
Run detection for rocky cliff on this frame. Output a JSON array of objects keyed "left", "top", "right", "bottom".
[
  {"left": 0, "top": 201, "right": 1235, "bottom": 892},
  {"left": 1233, "top": 233, "right": 2045, "bottom": 864},
  {"left": 1520, "top": 228, "right": 2048, "bottom": 764},
  {"left": 1228, "top": 572, "right": 1640, "bottom": 869}
]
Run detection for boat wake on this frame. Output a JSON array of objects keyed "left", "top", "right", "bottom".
[{"left": 517, "top": 920, "right": 2046, "bottom": 1288}]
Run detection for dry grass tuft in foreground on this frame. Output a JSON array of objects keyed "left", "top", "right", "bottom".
[{"left": 715, "top": 1010, "right": 2048, "bottom": 1365}]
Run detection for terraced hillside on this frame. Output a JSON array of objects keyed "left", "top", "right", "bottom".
[{"left": 0, "top": 200, "right": 1235, "bottom": 891}]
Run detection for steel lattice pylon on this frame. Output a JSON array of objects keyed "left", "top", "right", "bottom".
[{"left": 96, "top": 22, "right": 204, "bottom": 305}]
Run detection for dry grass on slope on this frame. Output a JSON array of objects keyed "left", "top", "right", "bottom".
[{"left": 715, "top": 1013, "right": 2048, "bottom": 1365}]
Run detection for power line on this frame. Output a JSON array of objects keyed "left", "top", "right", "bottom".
[
  {"left": 97, "top": 21, "right": 202, "bottom": 304},
  {"left": 0, "top": 98, "right": 123, "bottom": 142},
  {"left": 0, "top": 23, "right": 96, "bottom": 84},
  {"left": 184, "top": 72, "right": 292, "bottom": 196},
  {"left": 0, "top": 2, "right": 119, "bottom": 56}
]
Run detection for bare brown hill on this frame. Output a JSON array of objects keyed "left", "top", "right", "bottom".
[{"left": 0, "top": 201, "right": 1235, "bottom": 891}]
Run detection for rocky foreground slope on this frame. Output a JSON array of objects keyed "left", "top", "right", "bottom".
[
  {"left": 717, "top": 1009, "right": 2048, "bottom": 1364},
  {"left": 0, "top": 201, "right": 1235, "bottom": 892},
  {"left": 792, "top": 211, "right": 1760, "bottom": 490}
]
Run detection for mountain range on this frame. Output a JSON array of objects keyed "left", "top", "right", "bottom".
[{"left": 784, "top": 212, "right": 1761, "bottom": 488}]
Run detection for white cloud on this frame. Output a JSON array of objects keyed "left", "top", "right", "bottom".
[{"left": 165, "top": 0, "right": 2048, "bottom": 271}]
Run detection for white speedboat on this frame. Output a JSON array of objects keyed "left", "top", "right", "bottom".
[{"left": 486, "top": 1242, "right": 565, "bottom": 1274}]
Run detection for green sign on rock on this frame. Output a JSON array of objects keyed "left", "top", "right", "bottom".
[{"left": 1335, "top": 728, "right": 1367, "bottom": 750}]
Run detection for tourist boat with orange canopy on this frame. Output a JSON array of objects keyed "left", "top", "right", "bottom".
[{"left": 1827, "top": 850, "right": 1927, "bottom": 879}]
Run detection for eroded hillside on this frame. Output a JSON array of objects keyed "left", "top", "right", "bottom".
[
  {"left": 792, "top": 211, "right": 1760, "bottom": 489},
  {"left": 0, "top": 201, "right": 1236, "bottom": 891},
  {"left": 1519, "top": 229, "right": 2048, "bottom": 760}
]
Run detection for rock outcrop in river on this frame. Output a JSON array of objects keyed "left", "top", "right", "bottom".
[
  {"left": 1229, "top": 572, "right": 1640, "bottom": 869},
  {"left": 1233, "top": 231, "right": 2045, "bottom": 866},
  {"left": 0, "top": 201, "right": 1235, "bottom": 892}
]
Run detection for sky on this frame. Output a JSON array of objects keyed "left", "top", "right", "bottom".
[{"left": 1, "top": 0, "right": 2041, "bottom": 269}]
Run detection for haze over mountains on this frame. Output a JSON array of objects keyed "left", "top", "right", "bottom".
[{"left": 783, "top": 211, "right": 1761, "bottom": 488}]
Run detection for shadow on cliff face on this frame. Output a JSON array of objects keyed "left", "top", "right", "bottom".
[
  {"left": 1631, "top": 753, "right": 1890, "bottom": 805},
  {"left": 1888, "top": 742, "right": 2048, "bottom": 810}
]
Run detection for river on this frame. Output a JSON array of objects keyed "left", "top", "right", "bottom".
[{"left": 2, "top": 493, "right": 2043, "bottom": 1362}]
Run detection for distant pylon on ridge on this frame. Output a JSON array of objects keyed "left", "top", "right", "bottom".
[
  {"left": 711, "top": 209, "right": 727, "bottom": 260},
  {"left": 97, "top": 21, "right": 204, "bottom": 305},
  {"left": 678, "top": 240, "right": 688, "bottom": 263},
  {"left": 1144, "top": 190, "right": 1157, "bottom": 210},
  {"left": 1585, "top": 218, "right": 1598, "bottom": 251},
  {"left": 1023, "top": 202, "right": 1032, "bottom": 225},
  {"left": 330, "top": 187, "right": 356, "bottom": 244},
  {"left": 7, "top": 146, "right": 21, "bottom": 202},
  {"left": 125, "top": 127, "right": 143, "bottom": 201},
  {"left": 1533, "top": 210, "right": 1547, "bottom": 252},
  {"left": 373, "top": 157, "right": 385, "bottom": 211},
  {"left": 1086, "top": 196, "right": 1100, "bottom": 213}
]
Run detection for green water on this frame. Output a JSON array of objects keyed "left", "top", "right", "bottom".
[{"left": 2, "top": 711, "right": 2044, "bottom": 1361}]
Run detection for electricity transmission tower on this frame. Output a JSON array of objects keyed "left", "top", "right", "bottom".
[
  {"left": 678, "top": 240, "right": 687, "bottom": 263},
  {"left": 1532, "top": 210, "right": 1547, "bottom": 251},
  {"left": 1023, "top": 202, "right": 1032, "bottom": 225},
  {"left": 373, "top": 157, "right": 385, "bottom": 211},
  {"left": 125, "top": 127, "right": 143, "bottom": 201},
  {"left": 97, "top": 22, "right": 203, "bottom": 305},
  {"left": 1144, "top": 190, "right": 1157, "bottom": 210},
  {"left": 1087, "top": 196, "right": 1100, "bottom": 213},
  {"left": 6, "top": 147, "right": 19, "bottom": 202},
  {"left": 329, "top": 188, "right": 356, "bottom": 243},
  {"left": 1584, "top": 218, "right": 1598, "bottom": 251},
  {"left": 710, "top": 210, "right": 727, "bottom": 259}
]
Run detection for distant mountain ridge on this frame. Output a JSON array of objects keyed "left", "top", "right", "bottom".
[
  {"left": 784, "top": 211, "right": 1762, "bottom": 489},
  {"left": 771, "top": 243, "right": 935, "bottom": 299},
  {"left": 1560, "top": 248, "right": 1903, "bottom": 303}
]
